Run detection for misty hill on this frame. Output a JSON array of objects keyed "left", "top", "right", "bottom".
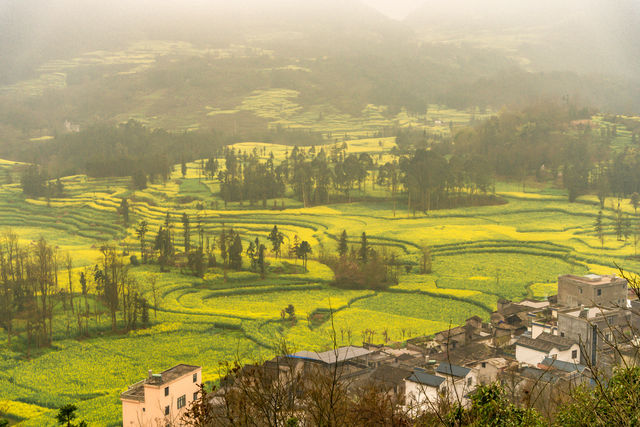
[
  {"left": 406, "top": 0, "right": 640, "bottom": 78},
  {"left": 1, "top": 0, "right": 640, "bottom": 153},
  {"left": 1, "top": 0, "right": 407, "bottom": 85}
]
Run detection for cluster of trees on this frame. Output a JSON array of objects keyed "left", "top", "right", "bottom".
[
  {"left": 133, "top": 212, "right": 313, "bottom": 278},
  {"left": 323, "top": 230, "right": 399, "bottom": 291},
  {"left": 217, "top": 144, "right": 374, "bottom": 207},
  {"left": 217, "top": 141, "right": 495, "bottom": 211},
  {"left": 94, "top": 245, "right": 150, "bottom": 332},
  {"left": 218, "top": 148, "right": 285, "bottom": 207},
  {"left": 14, "top": 120, "right": 233, "bottom": 185},
  {"left": 0, "top": 232, "right": 150, "bottom": 354},
  {"left": 20, "top": 165, "right": 65, "bottom": 199}
]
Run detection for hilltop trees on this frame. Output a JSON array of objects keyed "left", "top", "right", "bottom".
[
  {"left": 0, "top": 234, "right": 66, "bottom": 350},
  {"left": 154, "top": 214, "right": 174, "bottom": 272},
  {"left": 118, "top": 198, "right": 130, "bottom": 226},
  {"left": 182, "top": 213, "right": 191, "bottom": 253},
  {"left": 338, "top": 230, "right": 348, "bottom": 258},
  {"left": 326, "top": 231, "right": 398, "bottom": 291},
  {"left": 296, "top": 241, "right": 312, "bottom": 270},
  {"left": 268, "top": 225, "right": 284, "bottom": 258},
  {"left": 229, "top": 233, "right": 243, "bottom": 271},
  {"left": 136, "top": 220, "right": 148, "bottom": 263}
]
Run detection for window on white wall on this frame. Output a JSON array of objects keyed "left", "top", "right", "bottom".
[{"left": 177, "top": 395, "right": 186, "bottom": 409}]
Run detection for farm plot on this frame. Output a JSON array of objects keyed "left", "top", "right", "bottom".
[{"left": 2, "top": 137, "right": 640, "bottom": 424}]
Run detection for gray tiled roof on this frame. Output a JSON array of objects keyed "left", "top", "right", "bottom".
[
  {"left": 541, "top": 357, "right": 586, "bottom": 373},
  {"left": 406, "top": 371, "right": 446, "bottom": 388},
  {"left": 516, "top": 333, "right": 575, "bottom": 352},
  {"left": 436, "top": 362, "right": 471, "bottom": 378},
  {"left": 289, "top": 346, "right": 372, "bottom": 364}
]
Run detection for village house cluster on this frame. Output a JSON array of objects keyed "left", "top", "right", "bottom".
[{"left": 121, "top": 273, "right": 640, "bottom": 426}]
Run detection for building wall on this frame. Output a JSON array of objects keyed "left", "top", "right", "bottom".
[
  {"left": 444, "top": 371, "right": 477, "bottom": 406},
  {"left": 122, "top": 400, "right": 144, "bottom": 427},
  {"left": 558, "top": 275, "right": 627, "bottom": 307},
  {"left": 557, "top": 312, "right": 626, "bottom": 364},
  {"left": 475, "top": 363, "right": 499, "bottom": 385},
  {"left": 531, "top": 323, "right": 557, "bottom": 339},
  {"left": 404, "top": 380, "right": 441, "bottom": 411},
  {"left": 123, "top": 368, "right": 202, "bottom": 427},
  {"left": 516, "top": 345, "right": 548, "bottom": 366}
]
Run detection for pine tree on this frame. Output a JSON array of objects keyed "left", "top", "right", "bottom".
[
  {"left": 182, "top": 213, "right": 191, "bottom": 253},
  {"left": 258, "top": 243, "right": 266, "bottom": 278},
  {"left": 595, "top": 210, "right": 605, "bottom": 249},
  {"left": 359, "top": 232, "right": 368, "bottom": 262},
  {"left": 297, "top": 241, "right": 312, "bottom": 270},
  {"left": 338, "top": 230, "right": 348, "bottom": 258},
  {"left": 268, "top": 225, "right": 284, "bottom": 258},
  {"left": 136, "top": 220, "right": 148, "bottom": 263},
  {"left": 229, "top": 234, "right": 243, "bottom": 270},
  {"left": 119, "top": 198, "right": 130, "bottom": 226}
]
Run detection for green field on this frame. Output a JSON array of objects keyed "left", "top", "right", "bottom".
[{"left": 2, "top": 136, "right": 640, "bottom": 425}]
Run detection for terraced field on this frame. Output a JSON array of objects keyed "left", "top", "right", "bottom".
[{"left": 1, "top": 137, "right": 639, "bottom": 425}]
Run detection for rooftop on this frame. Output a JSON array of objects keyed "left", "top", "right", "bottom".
[
  {"left": 516, "top": 332, "right": 576, "bottom": 353},
  {"left": 521, "top": 367, "right": 561, "bottom": 384},
  {"left": 540, "top": 357, "right": 586, "bottom": 374},
  {"left": 563, "top": 306, "right": 616, "bottom": 319},
  {"left": 120, "top": 364, "right": 201, "bottom": 402},
  {"left": 436, "top": 362, "right": 471, "bottom": 378},
  {"left": 289, "top": 346, "right": 372, "bottom": 365},
  {"left": 561, "top": 274, "right": 626, "bottom": 286},
  {"left": 406, "top": 370, "right": 446, "bottom": 388}
]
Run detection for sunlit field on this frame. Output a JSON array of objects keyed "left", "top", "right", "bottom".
[{"left": 1, "top": 134, "right": 639, "bottom": 425}]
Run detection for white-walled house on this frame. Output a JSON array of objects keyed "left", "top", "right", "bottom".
[
  {"left": 515, "top": 333, "right": 579, "bottom": 366},
  {"left": 404, "top": 370, "right": 447, "bottom": 411},
  {"left": 121, "top": 364, "right": 202, "bottom": 427},
  {"left": 435, "top": 362, "right": 476, "bottom": 405},
  {"left": 469, "top": 357, "right": 510, "bottom": 386}
]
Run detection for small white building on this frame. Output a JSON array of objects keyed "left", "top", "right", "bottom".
[
  {"left": 404, "top": 370, "right": 447, "bottom": 411},
  {"left": 435, "top": 362, "right": 476, "bottom": 405},
  {"left": 121, "top": 364, "right": 202, "bottom": 426},
  {"left": 515, "top": 333, "right": 579, "bottom": 366},
  {"left": 470, "top": 357, "right": 510, "bottom": 385}
]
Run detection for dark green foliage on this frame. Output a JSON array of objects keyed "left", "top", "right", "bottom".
[
  {"left": 555, "top": 367, "right": 640, "bottom": 426},
  {"left": 56, "top": 403, "right": 87, "bottom": 427},
  {"left": 359, "top": 232, "right": 368, "bottom": 262},
  {"left": 268, "top": 225, "right": 285, "bottom": 258},
  {"left": 182, "top": 212, "right": 191, "bottom": 253},
  {"left": 154, "top": 214, "right": 174, "bottom": 271},
  {"left": 140, "top": 297, "right": 150, "bottom": 327},
  {"left": 131, "top": 170, "right": 147, "bottom": 190},
  {"left": 229, "top": 233, "right": 243, "bottom": 271},
  {"left": 118, "top": 198, "right": 130, "bottom": 225},
  {"left": 338, "top": 230, "right": 348, "bottom": 258},
  {"left": 296, "top": 241, "right": 311, "bottom": 269},
  {"left": 444, "top": 384, "right": 544, "bottom": 427},
  {"left": 20, "top": 165, "right": 46, "bottom": 197},
  {"left": 188, "top": 249, "right": 207, "bottom": 278},
  {"left": 136, "top": 220, "right": 148, "bottom": 263},
  {"left": 219, "top": 148, "right": 285, "bottom": 205}
]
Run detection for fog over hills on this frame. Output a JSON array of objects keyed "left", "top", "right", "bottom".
[
  {"left": 406, "top": 0, "right": 640, "bottom": 77},
  {"left": 1, "top": 0, "right": 639, "bottom": 116},
  {"left": 1, "top": 0, "right": 406, "bottom": 84}
]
